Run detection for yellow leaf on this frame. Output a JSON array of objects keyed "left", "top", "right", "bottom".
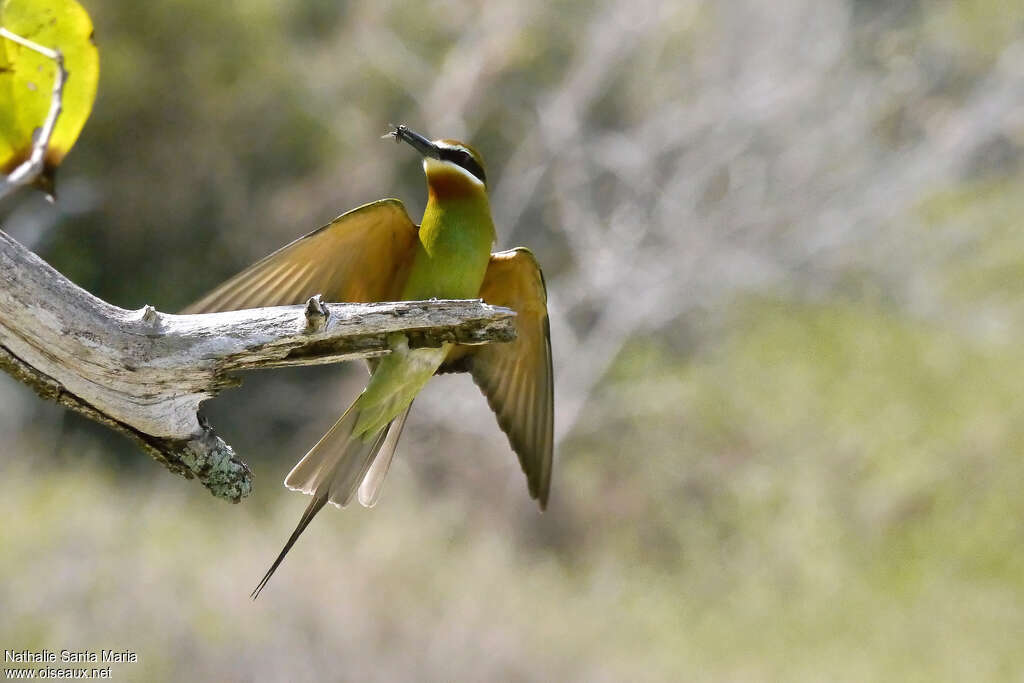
[{"left": 0, "top": 0, "right": 99, "bottom": 192}]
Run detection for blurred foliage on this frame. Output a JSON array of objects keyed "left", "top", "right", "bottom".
[{"left": 4, "top": 0, "right": 1024, "bottom": 680}]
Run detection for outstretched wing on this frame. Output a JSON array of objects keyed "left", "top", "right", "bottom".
[
  {"left": 183, "top": 199, "right": 419, "bottom": 313},
  {"left": 444, "top": 248, "right": 554, "bottom": 508}
]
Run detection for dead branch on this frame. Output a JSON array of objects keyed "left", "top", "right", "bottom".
[{"left": 0, "top": 229, "right": 516, "bottom": 501}]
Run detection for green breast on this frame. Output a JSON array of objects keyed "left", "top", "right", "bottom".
[{"left": 401, "top": 193, "right": 495, "bottom": 300}]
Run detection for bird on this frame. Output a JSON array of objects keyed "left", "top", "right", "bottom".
[{"left": 183, "top": 125, "right": 553, "bottom": 598}]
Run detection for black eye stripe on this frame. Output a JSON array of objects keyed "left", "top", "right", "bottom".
[{"left": 438, "top": 147, "right": 486, "bottom": 184}]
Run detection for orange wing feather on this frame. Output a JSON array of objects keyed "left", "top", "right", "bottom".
[
  {"left": 183, "top": 199, "right": 418, "bottom": 313},
  {"left": 444, "top": 248, "right": 554, "bottom": 508}
]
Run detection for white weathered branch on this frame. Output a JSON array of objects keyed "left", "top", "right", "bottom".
[{"left": 0, "top": 230, "right": 516, "bottom": 501}]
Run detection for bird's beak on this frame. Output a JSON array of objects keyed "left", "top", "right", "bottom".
[{"left": 384, "top": 124, "right": 440, "bottom": 159}]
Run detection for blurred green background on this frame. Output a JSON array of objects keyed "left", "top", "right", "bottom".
[{"left": 4, "top": 0, "right": 1024, "bottom": 679}]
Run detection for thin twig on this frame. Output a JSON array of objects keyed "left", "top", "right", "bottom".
[{"left": 0, "top": 27, "right": 67, "bottom": 201}]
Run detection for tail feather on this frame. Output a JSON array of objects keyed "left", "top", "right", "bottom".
[
  {"left": 325, "top": 425, "right": 389, "bottom": 507},
  {"left": 251, "top": 493, "right": 327, "bottom": 600},
  {"left": 357, "top": 403, "right": 412, "bottom": 508},
  {"left": 253, "top": 403, "right": 392, "bottom": 598},
  {"left": 285, "top": 404, "right": 382, "bottom": 507}
]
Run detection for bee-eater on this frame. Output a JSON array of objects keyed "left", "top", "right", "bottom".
[{"left": 184, "top": 125, "right": 553, "bottom": 597}]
